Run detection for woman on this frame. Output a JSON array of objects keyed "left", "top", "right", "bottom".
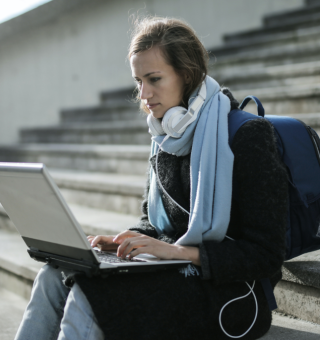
[{"left": 15, "top": 17, "right": 288, "bottom": 340}]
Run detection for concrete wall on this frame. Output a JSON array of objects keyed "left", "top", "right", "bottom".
[{"left": 0, "top": 0, "right": 304, "bottom": 144}]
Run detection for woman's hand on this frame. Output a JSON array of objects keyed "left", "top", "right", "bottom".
[
  {"left": 113, "top": 230, "right": 201, "bottom": 265},
  {"left": 114, "top": 231, "right": 175, "bottom": 260},
  {"left": 87, "top": 235, "right": 118, "bottom": 251},
  {"left": 87, "top": 230, "right": 142, "bottom": 252}
]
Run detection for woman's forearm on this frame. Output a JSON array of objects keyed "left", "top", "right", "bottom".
[{"left": 172, "top": 245, "right": 201, "bottom": 266}]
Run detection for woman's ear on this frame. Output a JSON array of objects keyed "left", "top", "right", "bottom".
[{"left": 184, "top": 73, "right": 191, "bottom": 85}]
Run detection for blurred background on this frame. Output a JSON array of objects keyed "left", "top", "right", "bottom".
[
  {"left": 2, "top": 1, "right": 320, "bottom": 339},
  {"left": 0, "top": 0, "right": 311, "bottom": 145}
]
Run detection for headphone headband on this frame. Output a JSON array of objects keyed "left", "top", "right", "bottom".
[
  {"left": 146, "top": 79, "right": 207, "bottom": 138},
  {"left": 172, "top": 81, "right": 206, "bottom": 133}
]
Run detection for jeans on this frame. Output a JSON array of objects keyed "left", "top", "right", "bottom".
[{"left": 15, "top": 264, "right": 104, "bottom": 340}]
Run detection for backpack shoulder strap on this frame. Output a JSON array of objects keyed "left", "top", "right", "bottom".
[
  {"left": 228, "top": 108, "right": 263, "bottom": 147},
  {"left": 229, "top": 95, "right": 267, "bottom": 147}
]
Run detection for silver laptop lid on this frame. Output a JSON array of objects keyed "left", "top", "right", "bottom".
[
  {"left": 0, "top": 162, "right": 192, "bottom": 270},
  {"left": 0, "top": 162, "right": 98, "bottom": 262}
]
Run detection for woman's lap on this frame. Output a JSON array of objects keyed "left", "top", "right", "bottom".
[
  {"left": 73, "top": 269, "right": 271, "bottom": 340},
  {"left": 16, "top": 264, "right": 272, "bottom": 340}
]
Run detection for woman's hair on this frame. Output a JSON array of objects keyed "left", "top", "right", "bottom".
[{"left": 128, "top": 16, "right": 209, "bottom": 114}]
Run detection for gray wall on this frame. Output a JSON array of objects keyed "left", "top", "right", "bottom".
[{"left": 0, "top": 0, "right": 304, "bottom": 144}]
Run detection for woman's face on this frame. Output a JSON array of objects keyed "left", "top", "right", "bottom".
[{"left": 130, "top": 46, "right": 187, "bottom": 119}]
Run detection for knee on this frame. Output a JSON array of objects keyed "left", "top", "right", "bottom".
[
  {"left": 68, "top": 284, "right": 100, "bottom": 326},
  {"left": 33, "top": 264, "right": 65, "bottom": 291}
]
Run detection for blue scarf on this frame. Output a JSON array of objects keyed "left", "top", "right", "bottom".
[{"left": 148, "top": 75, "right": 234, "bottom": 246}]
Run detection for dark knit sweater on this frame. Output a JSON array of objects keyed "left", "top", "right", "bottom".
[{"left": 73, "top": 95, "right": 289, "bottom": 340}]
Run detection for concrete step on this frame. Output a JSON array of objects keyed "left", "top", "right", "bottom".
[
  {"left": 0, "top": 144, "right": 149, "bottom": 175},
  {"left": 275, "top": 249, "right": 320, "bottom": 325},
  {"left": 231, "top": 83, "right": 320, "bottom": 115},
  {"left": 263, "top": 2, "right": 320, "bottom": 29},
  {"left": 222, "top": 4, "right": 320, "bottom": 46},
  {"left": 99, "top": 87, "right": 136, "bottom": 106},
  {"left": 307, "top": 0, "right": 320, "bottom": 7},
  {"left": 261, "top": 312, "right": 320, "bottom": 339},
  {"left": 60, "top": 103, "right": 142, "bottom": 124},
  {"left": 49, "top": 169, "right": 145, "bottom": 215},
  {"left": 0, "top": 228, "right": 320, "bottom": 339},
  {"left": 211, "top": 24, "right": 320, "bottom": 60},
  {"left": 215, "top": 60, "right": 320, "bottom": 91},
  {"left": 0, "top": 288, "right": 30, "bottom": 340},
  {"left": 223, "top": 23, "right": 320, "bottom": 51},
  {"left": 210, "top": 27, "right": 320, "bottom": 73},
  {"left": 0, "top": 230, "right": 43, "bottom": 300},
  {"left": 19, "top": 119, "right": 151, "bottom": 145}
]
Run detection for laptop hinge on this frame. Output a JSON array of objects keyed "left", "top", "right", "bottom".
[{"left": 27, "top": 249, "right": 102, "bottom": 277}]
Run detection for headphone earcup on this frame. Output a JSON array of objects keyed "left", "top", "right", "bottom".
[
  {"left": 162, "top": 106, "right": 188, "bottom": 138},
  {"left": 147, "top": 114, "right": 165, "bottom": 136}
]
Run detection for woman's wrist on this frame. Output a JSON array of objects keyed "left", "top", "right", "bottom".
[{"left": 171, "top": 245, "right": 201, "bottom": 266}]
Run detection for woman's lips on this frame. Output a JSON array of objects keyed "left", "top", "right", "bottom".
[{"left": 147, "top": 103, "right": 159, "bottom": 109}]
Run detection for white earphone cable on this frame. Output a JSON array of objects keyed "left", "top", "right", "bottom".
[
  {"left": 156, "top": 136, "right": 190, "bottom": 216},
  {"left": 219, "top": 281, "right": 258, "bottom": 338}
]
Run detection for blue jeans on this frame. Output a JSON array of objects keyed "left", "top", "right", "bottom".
[{"left": 15, "top": 265, "right": 104, "bottom": 340}]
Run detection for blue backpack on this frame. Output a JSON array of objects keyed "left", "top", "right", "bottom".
[
  {"left": 228, "top": 96, "right": 320, "bottom": 311},
  {"left": 229, "top": 96, "right": 320, "bottom": 261}
]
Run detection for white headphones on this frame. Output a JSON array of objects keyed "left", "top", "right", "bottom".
[{"left": 147, "top": 80, "right": 207, "bottom": 138}]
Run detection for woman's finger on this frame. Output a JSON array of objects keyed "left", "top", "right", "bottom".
[
  {"left": 118, "top": 237, "right": 150, "bottom": 258},
  {"left": 87, "top": 236, "right": 95, "bottom": 244},
  {"left": 113, "top": 230, "right": 141, "bottom": 244},
  {"left": 117, "top": 237, "right": 136, "bottom": 257},
  {"left": 128, "top": 246, "right": 152, "bottom": 259},
  {"left": 88, "top": 235, "right": 119, "bottom": 252},
  {"left": 91, "top": 235, "right": 110, "bottom": 248},
  {"left": 90, "top": 235, "right": 102, "bottom": 247}
]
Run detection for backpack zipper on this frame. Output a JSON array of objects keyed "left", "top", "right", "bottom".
[{"left": 296, "top": 119, "right": 320, "bottom": 165}]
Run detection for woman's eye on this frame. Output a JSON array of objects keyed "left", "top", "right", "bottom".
[{"left": 134, "top": 78, "right": 160, "bottom": 87}]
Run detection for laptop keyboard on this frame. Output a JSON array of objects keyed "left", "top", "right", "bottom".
[{"left": 96, "top": 251, "right": 146, "bottom": 263}]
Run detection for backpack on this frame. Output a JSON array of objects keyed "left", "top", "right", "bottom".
[
  {"left": 228, "top": 95, "right": 320, "bottom": 261},
  {"left": 228, "top": 96, "right": 320, "bottom": 311}
]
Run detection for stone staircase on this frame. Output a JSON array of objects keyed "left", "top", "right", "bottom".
[
  {"left": 1, "top": 0, "right": 320, "bottom": 337},
  {"left": 210, "top": 0, "right": 320, "bottom": 128}
]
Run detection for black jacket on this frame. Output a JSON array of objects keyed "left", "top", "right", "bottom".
[{"left": 73, "top": 96, "right": 289, "bottom": 340}]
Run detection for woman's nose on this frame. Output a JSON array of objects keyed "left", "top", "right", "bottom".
[{"left": 140, "top": 83, "right": 153, "bottom": 100}]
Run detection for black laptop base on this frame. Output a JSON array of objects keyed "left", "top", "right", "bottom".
[
  {"left": 27, "top": 249, "right": 103, "bottom": 277},
  {"left": 27, "top": 249, "right": 187, "bottom": 278}
]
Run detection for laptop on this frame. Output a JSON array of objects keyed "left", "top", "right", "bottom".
[{"left": 0, "top": 162, "right": 191, "bottom": 276}]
